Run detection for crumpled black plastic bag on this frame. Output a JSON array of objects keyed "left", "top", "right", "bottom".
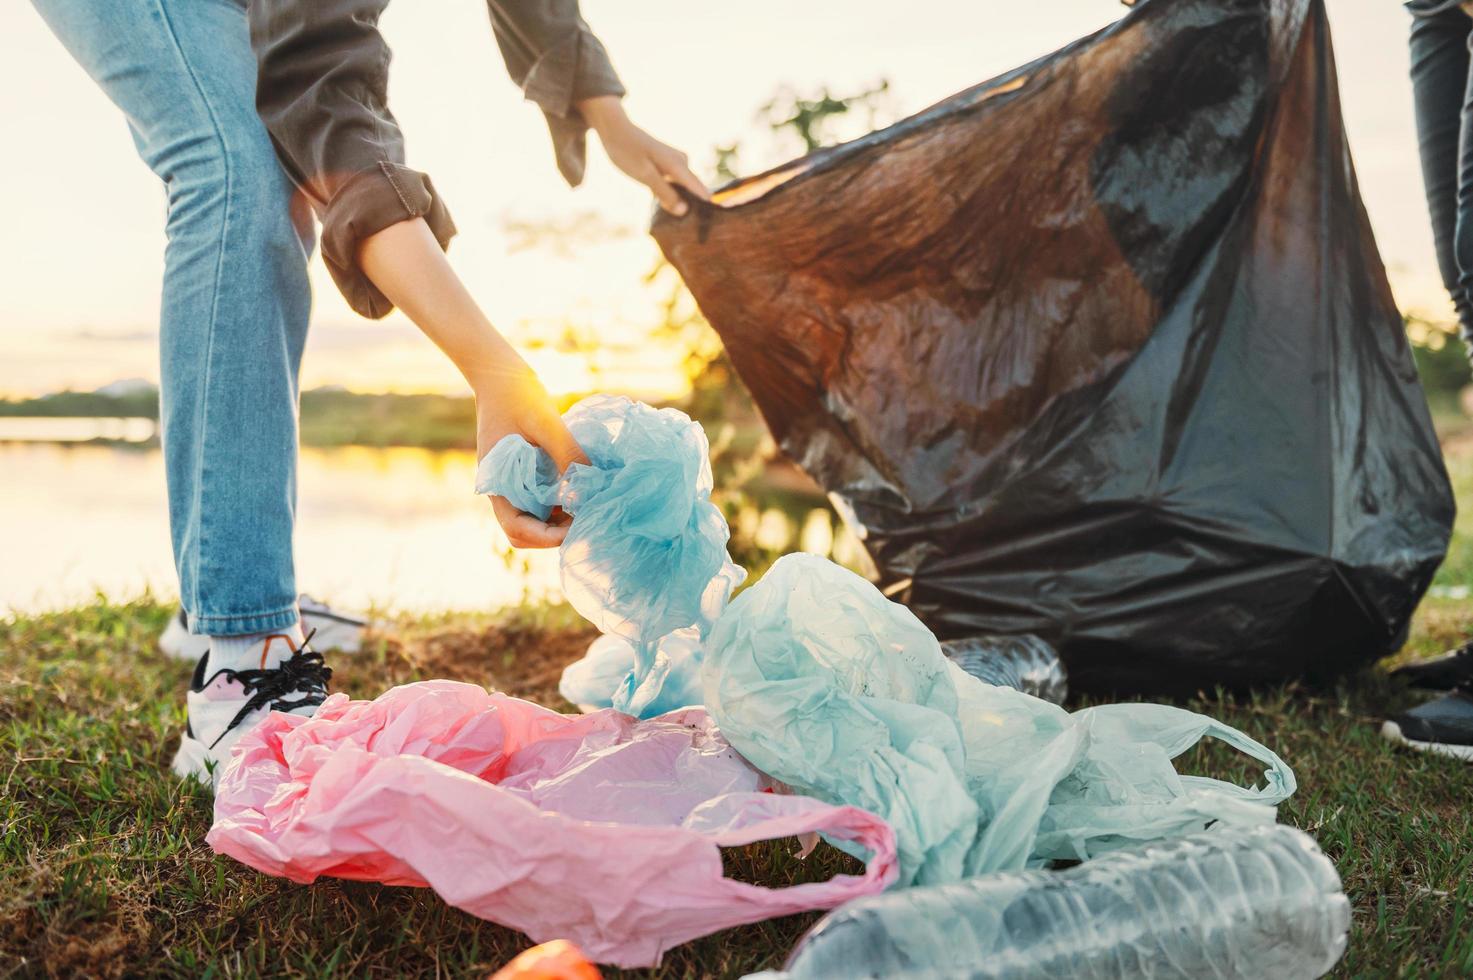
[{"left": 652, "top": 0, "right": 1454, "bottom": 693}]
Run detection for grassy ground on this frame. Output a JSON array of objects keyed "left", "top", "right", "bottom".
[{"left": 5, "top": 466, "right": 1473, "bottom": 978}]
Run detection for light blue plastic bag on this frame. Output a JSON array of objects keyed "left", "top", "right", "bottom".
[
  {"left": 701, "top": 553, "right": 1296, "bottom": 886},
  {"left": 476, "top": 395, "right": 743, "bottom": 716}
]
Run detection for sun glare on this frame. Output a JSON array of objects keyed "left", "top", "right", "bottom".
[{"left": 523, "top": 348, "right": 599, "bottom": 397}]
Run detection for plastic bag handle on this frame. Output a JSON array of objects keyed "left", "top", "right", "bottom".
[{"left": 1191, "top": 719, "right": 1297, "bottom": 804}]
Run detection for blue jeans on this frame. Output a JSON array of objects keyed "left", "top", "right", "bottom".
[
  {"left": 32, "top": 0, "right": 313, "bottom": 635},
  {"left": 1410, "top": 2, "right": 1473, "bottom": 352}
]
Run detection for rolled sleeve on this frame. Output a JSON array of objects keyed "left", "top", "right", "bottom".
[
  {"left": 250, "top": 0, "right": 458, "bottom": 318},
  {"left": 488, "top": 1, "right": 626, "bottom": 185},
  {"left": 319, "top": 163, "right": 458, "bottom": 319},
  {"left": 250, "top": 0, "right": 624, "bottom": 316}
]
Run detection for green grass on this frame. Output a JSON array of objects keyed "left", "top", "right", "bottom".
[{"left": 6, "top": 456, "right": 1473, "bottom": 978}]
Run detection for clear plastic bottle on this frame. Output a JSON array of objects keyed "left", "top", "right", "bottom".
[
  {"left": 761, "top": 824, "right": 1350, "bottom": 980},
  {"left": 941, "top": 634, "right": 1068, "bottom": 704}
]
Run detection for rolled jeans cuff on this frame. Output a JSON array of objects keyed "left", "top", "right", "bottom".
[
  {"left": 320, "top": 162, "right": 458, "bottom": 319},
  {"left": 188, "top": 603, "right": 302, "bottom": 637}
]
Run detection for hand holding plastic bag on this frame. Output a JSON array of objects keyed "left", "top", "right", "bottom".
[{"left": 477, "top": 395, "right": 743, "bottom": 715}]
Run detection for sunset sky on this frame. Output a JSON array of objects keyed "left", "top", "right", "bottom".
[{"left": 0, "top": 0, "right": 1446, "bottom": 398}]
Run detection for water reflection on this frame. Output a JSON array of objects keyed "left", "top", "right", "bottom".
[
  {"left": 0, "top": 440, "right": 874, "bottom": 618},
  {"left": 0, "top": 442, "right": 560, "bottom": 617}
]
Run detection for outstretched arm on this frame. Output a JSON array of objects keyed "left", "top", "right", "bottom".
[
  {"left": 251, "top": 0, "right": 708, "bottom": 546},
  {"left": 357, "top": 218, "right": 585, "bottom": 548},
  {"left": 579, "top": 95, "right": 710, "bottom": 215}
]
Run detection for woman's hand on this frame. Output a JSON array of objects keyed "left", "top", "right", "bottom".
[
  {"left": 578, "top": 95, "right": 710, "bottom": 216},
  {"left": 473, "top": 363, "right": 588, "bottom": 549}
]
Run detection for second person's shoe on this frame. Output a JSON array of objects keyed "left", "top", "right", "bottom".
[
  {"left": 1390, "top": 639, "right": 1473, "bottom": 691},
  {"left": 1381, "top": 685, "right": 1473, "bottom": 763}
]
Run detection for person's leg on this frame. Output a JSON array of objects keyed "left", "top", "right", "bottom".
[
  {"left": 1410, "top": 6, "right": 1473, "bottom": 348},
  {"left": 30, "top": 0, "right": 312, "bottom": 643},
  {"left": 1452, "top": 20, "right": 1473, "bottom": 353},
  {"left": 1389, "top": 7, "right": 1473, "bottom": 760},
  {"left": 30, "top": 0, "right": 329, "bottom": 784}
]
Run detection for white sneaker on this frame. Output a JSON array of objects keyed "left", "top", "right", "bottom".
[
  {"left": 159, "top": 594, "right": 370, "bottom": 661},
  {"left": 171, "top": 633, "right": 333, "bottom": 788}
]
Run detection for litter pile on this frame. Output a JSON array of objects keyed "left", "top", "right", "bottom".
[
  {"left": 211, "top": 396, "right": 1350, "bottom": 976},
  {"left": 703, "top": 551, "right": 1294, "bottom": 886}
]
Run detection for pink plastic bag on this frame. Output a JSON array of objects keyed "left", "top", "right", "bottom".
[{"left": 207, "top": 681, "right": 897, "bottom": 967}]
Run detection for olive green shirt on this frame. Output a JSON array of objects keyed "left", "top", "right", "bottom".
[{"left": 249, "top": 0, "right": 625, "bottom": 318}]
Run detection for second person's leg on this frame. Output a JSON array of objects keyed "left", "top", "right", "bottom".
[
  {"left": 1390, "top": 5, "right": 1473, "bottom": 760},
  {"left": 1410, "top": 6, "right": 1473, "bottom": 347}
]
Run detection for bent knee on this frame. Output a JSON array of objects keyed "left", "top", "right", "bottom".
[{"left": 163, "top": 134, "right": 301, "bottom": 246}]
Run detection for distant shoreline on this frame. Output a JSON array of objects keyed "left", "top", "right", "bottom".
[{"left": 1, "top": 388, "right": 488, "bottom": 451}]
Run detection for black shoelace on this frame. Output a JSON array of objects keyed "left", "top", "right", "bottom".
[{"left": 209, "top": 630, "right": 333, "bottom": 749}]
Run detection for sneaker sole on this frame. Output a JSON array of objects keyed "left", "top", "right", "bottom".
[
  {"left": 1380, "top": 721, "right": 1473, "bottom": 762},
  {"left": 171, "top": 732, "right": 217, "bottom": 787}
]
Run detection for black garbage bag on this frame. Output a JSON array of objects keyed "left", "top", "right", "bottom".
[{"left": 651, "top": 0, "right": 1455, "bottom": 693}]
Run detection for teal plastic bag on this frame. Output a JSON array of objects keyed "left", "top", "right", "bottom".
[
  {"left": 701, "top": 553, "right": 1296, "bottom": 886},
  {"left": 476, "top": 395, "right": 743, "bottom": 716}
]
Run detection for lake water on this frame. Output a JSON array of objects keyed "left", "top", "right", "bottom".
[{"left": 0, "top": 440, "right": 562, "bottom": 617}]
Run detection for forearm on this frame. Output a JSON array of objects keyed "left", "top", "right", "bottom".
[
  {"left": 576, "top": 94, "right": 628, "bottom": 134},
  {"left": 356, "top": 216, "right": 584, "bottom": 547},
  {"left": 356, "top": 218, "right": 521, "bottom": 395}
]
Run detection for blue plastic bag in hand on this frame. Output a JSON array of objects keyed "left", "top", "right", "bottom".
[
  {"left": 701, "top": 553, "right": 1297, "bottom": 886},
  {"left": 476, "top": 395, "right": 743, "bottom": 716}
]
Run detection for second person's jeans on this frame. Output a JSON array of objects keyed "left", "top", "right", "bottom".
[
  {"left": 31, "top": 0, "right": 313, "bottom": 635},
  {"left": 1410, "top": 2, "right": 1473, "bottom": 352}
]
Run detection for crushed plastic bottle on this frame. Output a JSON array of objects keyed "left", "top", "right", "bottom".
[
  {"left": 941, "top": 635, "right": 1068, "bottom": 705},
  {"left": 754, "top": 824, "right": 1350, "bottom": 980}
]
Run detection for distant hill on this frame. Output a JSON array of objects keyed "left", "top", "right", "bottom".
[
  {"left": 0, "top": 385, "right": 485, "bottom": 450},
  {"left": 93, "top": 378, "right": 158, "bottom": 398},
  {"left": 0, "top": 384, "right": 160, "bottom": 420}
]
